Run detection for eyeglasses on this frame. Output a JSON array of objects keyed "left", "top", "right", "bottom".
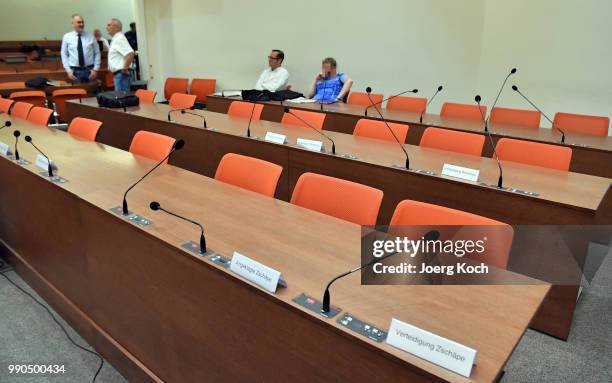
[{"left": 268, "top": 56, "right": 280, "bottom": 60}]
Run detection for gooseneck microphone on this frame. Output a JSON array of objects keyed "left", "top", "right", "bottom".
[
  {"left": 24, "top": 135, "right": 53, "bottom": 177},
  {"left": 13, "top": 130, "right": 21, "bottom": 161},
  {"left": 488, "top": 68, "right": 517, "bottom": 125},
  {"left": 122, "top": 139, "right": 185, "bottom": 215},
  {"left": 0, "top": 121, "right": 12, "bottom": 130},
  {"left": 167, "top": 107, "right": 193, "bottom": 122},
  {"left": 150, "top": 201, "right": 207, "bottom": 253},
  {"left": 476, "top": 95, "right": 503, "bottom": 188},
  {"left": 283, "top": 108, "right": 336, "bottom": 155},
  {"left": 512, "top": 85, "right": 566, "bottom": 143},
  {"left": 180, "top": 109, "right": 207, "bottom": 129},
  {"left": 321, "top": 230, "right": 440, "bottom": 314},
  {"left": 364, "top": 88, "right": 418, "bottom": 116},
  {"left": 246, "top": 93, "right": 266, "bottom": 138},
  {"left": 365, "top": 87, "right": 410, "bottom": 169},
  {"left": 419, "top": 85, "right": 444, "bottom": 123}
]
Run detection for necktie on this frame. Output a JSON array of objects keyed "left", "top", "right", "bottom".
[{"left": 77, "top": 34, "right": 85, "bottom": 67}]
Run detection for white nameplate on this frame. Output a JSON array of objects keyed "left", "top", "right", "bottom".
[
  {"left": 296, "top": 138, "right": 324, "bottom": 152},
  {"left": 230, "top": 252, "right": 287, "bottom": 293},
  {"left": 0, "top": 141, "right": 12, "bottom": 156},
  {"left": 441, "top": 164, "right": 480, "bottom": 182},
  {"left": 35, "top": 154, "right": 58, "bottom": 172},
  {"left": 386, "top": 318, "right": 477, "bottom": 378},
  {"left": 264, "top": 132, "right": 288, "bottom": 144}
]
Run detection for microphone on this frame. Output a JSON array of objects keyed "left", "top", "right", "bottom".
[
  {"left": 321, "top": 230, "right": 440, "bottom": 314},
  {"left": 419, "top": 85, "right": 444, "bottom": 123},
  {"left": 284, "top": 107, "right": 336, "bottom": 155},
  {"left": 0, "top": 121, "right": 12, "bottom": 130},
  {"left": 167, "top": 107, "right": 193, "bottom": 122},
  {"left": 489, "top": 68, "right": 516, "bottom": 121},
  {"left": 122, "top": 138, "right": 185, "bottom": 215},
  {"left": 180, "top": 109, "right": 207, "bottom": 129},
  {"left": 150, "top": 201, "right": 207, "bottom": 253},
  {"left": 364, "top": 88, "right": 418, "bottom": 116},
  {"left": 24, "top": 135, "right": 53, "bottom": 177},
  {"left": 246, "top": 93, "right": 266, "bottom": 138},
  {"left": 13, "top": 130, "right": 21, "bottom": 161},
  {"left": 365, "top": 87, "right": 410, "bottom": 169},
  {"left": 512, "top": 85, "right": 566, "bottom": 143},
  {"left": 475, "top": 95, "right": 503, "bottom": 188}
]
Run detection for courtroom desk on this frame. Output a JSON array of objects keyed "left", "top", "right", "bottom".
[
  {"left": 0, "top": 120, "right": 549, "bottom": 383},
  {"left": 206, "top": 95, "right": 612, "bottom": 178},
  {"left": 0, "top": 82, "right": 99, "bottom": 98},
  {"left": 0, "top": 70, "right": 109, "bottom": 84}
]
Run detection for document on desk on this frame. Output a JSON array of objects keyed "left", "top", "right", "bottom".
[
  {"left": 285, "top": 97, "right": 318, "bottom": 103},
  {"left": 212, "top": 90, "right": 242, "bottom": 97}
]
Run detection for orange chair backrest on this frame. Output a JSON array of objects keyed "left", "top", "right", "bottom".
[
  {"left": 0, "top": 81, "right": 26, "bottom": 88},
  {"left": 290, "top": 172, "right": 383, "bottom": 225},
  {"left": 281, "top": 109, "right": 326, "bottom": 130},
  {"left": 26, "top": 106, "right": 53, "bottom": 126},
  {"left": 190, "top": 79, "right": 216, "bottom": 103},
  {"left": 9, "top": 90, "right": 46, "bottom": 107},
  {"left": 440, "top": 102, "right": 487, "bottom": 120},
  {"left": 489, "top": 107, "right": 541, "bottom": 129},
  {"left": 129, "top": 130, "right": 176, "bottom": 163},
  {"left": 0, "top": 97, "right": 14, "bottom": 114},
  {"left": 420, "top": 127, "right": 485, "bottom": 156},
  {"left": 348, "top": 92, "right": 383, "bottom": 107},
  {"left": 52, "top": 88, "right": 87, "bottom": 122},
  {"left": 135, "top": 89, "right": 157, "bottom": 103},
  {"left": 214, "top": 153, "right": 283, "bottom": 197},
  {"left": 353, "top": 119, "right": 409, "bottom": 143},
  {"left": 10, "top": 101, "right": 34, "bottom": 119},
  {"left": 68, "top": 117, "right": 103, "bottom": 141},
  {"left": 553, "top": 112, "right": 609, "bottom": 137},
  {"left": 386, "top": 96, "right": 427, "bottom": 114},
  {"left": 495, "top": 138, "right": 572, "bottom": 171},
  {"left": 164, "top": 77, "right": 189, "bottom": 100},
  {"left": 389, "top": 199, "right": 513, "bottom": 269},
  {"left": 227, "top": 100, "right": 264, "bottom": 120},
  {"left": 169, "top": 93, "right": 197, "bottom": 109}
]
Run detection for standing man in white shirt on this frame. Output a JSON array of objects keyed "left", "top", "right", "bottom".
[
  {"left": 106, "top": 18, "right": 135, "bottom": 92},
  {"left": 61, "top": 14, "right": 101, "bottom": 83},
  {"left": 255, "top": 50, "right": 289, "bottom": 92}
]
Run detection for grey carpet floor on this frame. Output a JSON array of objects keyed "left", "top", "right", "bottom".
[{"left": 1, "top": 249, "right": 610, "bottom": 383}]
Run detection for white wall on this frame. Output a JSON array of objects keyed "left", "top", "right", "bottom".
[
  {"left": 143, "top": 0, "right": 486, "bottom": 113},
  {"left": 477, "top": 0, "right": 612, "bottom": 133},
  {"left": 0, "top": 0, "right": 135, "bottom": 41}
]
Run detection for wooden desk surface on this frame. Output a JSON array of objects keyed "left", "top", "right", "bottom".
[{"left": 0, "top": 119, "right": 550, "bottom": 382}]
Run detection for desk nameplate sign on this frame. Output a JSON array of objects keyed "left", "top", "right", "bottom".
[
  {"left": 441, "top": 164, "right": 480, "bottom": 182},
  {"left": 296, "top": 138, "right": 324, "bottom": 152},
  {"left": 386, "top": 318, "right": 477, "bottom": 378},
  {"left": 264, "top": 132, "right": 288, "bottom": 145},
  {"left": 0, "top": 141, "right": 12, "bottom": 156},
  {"left": 35, "top": 154, "right": 58, "bottom": 173},
  {"left": 230, "top": 252, "right": 287, "bottom": 293}
]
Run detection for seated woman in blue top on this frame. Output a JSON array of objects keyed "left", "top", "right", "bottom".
[{"left": 307, "top": 57, "right": 353, "bottom": 103}]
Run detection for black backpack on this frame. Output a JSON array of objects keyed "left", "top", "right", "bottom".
[
  {"left": 96, "top": 91, "right": 139, "bottom": 108},
  {"left": 25, "top": 76, "right": 49, "bottom": 89}
]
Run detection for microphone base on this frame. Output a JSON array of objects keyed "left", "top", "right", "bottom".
[
  {"left": 109, "top": 206, "right": 153, "bottom": 227},
  {"left": 477, "top": 183, "right": 540, "bottom": 197},
  {"left": 328, "top": 152, "right": 358, "bottom": 160},
  {"left": 181, "top": 241, "right": 216, "bottom": 257},
  {"left": 337, "top": 312, "right": 388, "bottom": 343},
  {"left": 209, "top": 253, "right": 232, "bottom": 269},
  {"left": 13, "top": 157, "right": 30, "bottom": 166},
  {"left": 38, "top": 171, "right": 68, "bottom": 184},
  {"left": 242, "top": 134, "right": 262, "bottom": 140},
  {"left": 292, "top": 293, "right": 342, "bottom": 319},
  {"left": 391, "top": 164, "right": 437, "bottom": 176}
]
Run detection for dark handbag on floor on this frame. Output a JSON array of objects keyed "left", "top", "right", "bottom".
[
  {"left": 25, "top": 76, "right": 49, "bottom": 88},
  {"left": 96, "top": 91, "right": 139, "bottom": 108}
]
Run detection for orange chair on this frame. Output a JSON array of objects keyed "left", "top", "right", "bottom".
[
  {"left": 440, "top": 102, "right": 487, "bottom": 120},
  {"left": 0, "top": 97, "right": 14, "bottom": 114},
  {"left": 10, "top": 102, "right": 34, "bottom": 119},
  {"left": 347, "top": 92, "right": 383, "bottom": 108},
  {"left": 9, "top": 90, "right": 47, "bottom": 107},
  {"left": 0, "top": 81, "right": 26, "bottom": 88},
  {"left": 290, "top": 172, "right": 383, "bottom": 225},
  {"left": 52, "top": 88, "right": 87, "bottom": 122},
  {"left": 281, "top": 109, "right": 326, "bottom": 130},
  {"left": 228, "top": 101, "right": 264, "bottom": 120},
  {"left": 553, "top": 112, "right": 609, "bottom": 137},
  {"left": 68, "top": 117, "right": 103, "bottom": 141},
  {"left": 189, "top": 78, "right": 216, "bottom": 104},
  {"left": 26, "top": 106, "right": 53, "bottom": 126},
  {"left": 495, "top": 138, "right": 572, "bottom": 171},
  {"left": 135, "top": 89, "right": 157, "bottom": 104},
  {"left": 489, "top": 107, "right": 541, "bottom": 129},
  {"left": 164, "top": 77, "right": 189, "bottom": 101},
  {"left": 129, "top": 130, "right": 177, "bottom": 163},
  {"left": 214, "top": 153, "right": 283, "bottom": 197},
  {"left": 169, "top": 93, "right": 197, "bottom": 109},
  {"left": 420, "top": 127, "right": 485, "bottom": 156},
  {"left": 389, "top": 199, "right": 512, "bottom": 269},
  {"left": 386, "top": 96, "right": 427, "bottom": 114},
  {"left": 353, "top": 119, "right": 409, "bottom": 143}
]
